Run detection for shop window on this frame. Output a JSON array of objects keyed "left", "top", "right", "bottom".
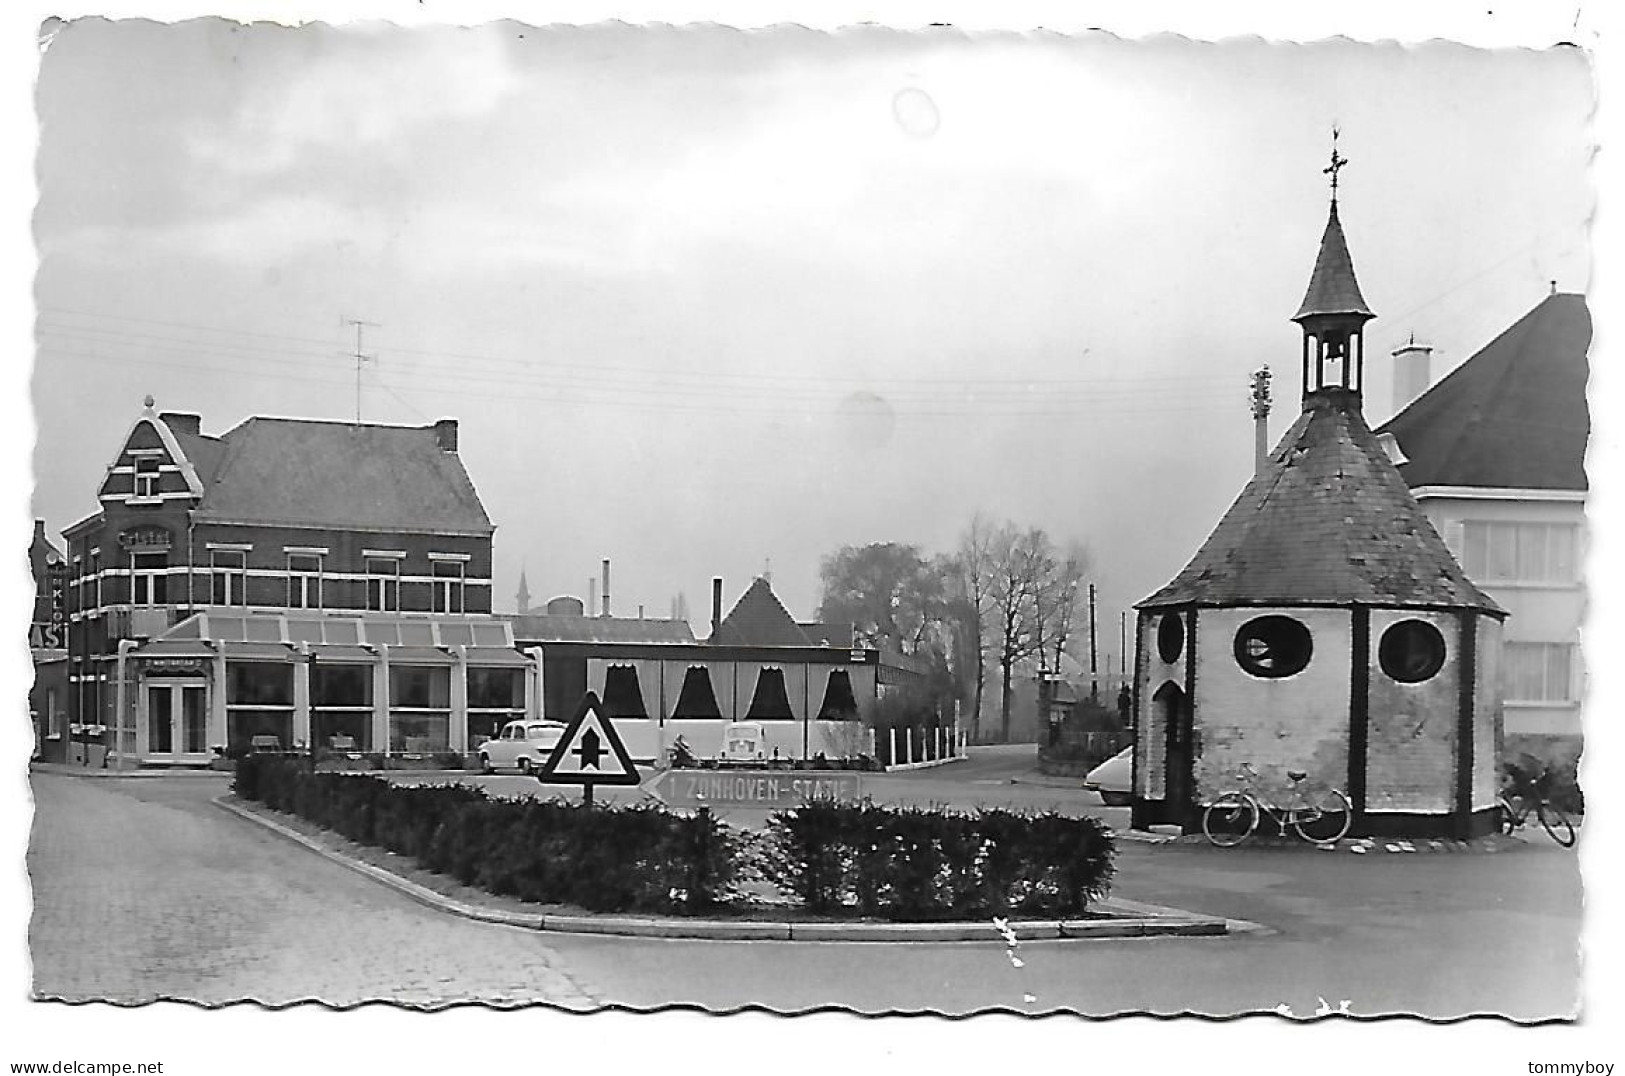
[
  {"left": 228, "top": 662, "right": 293, "bottom": 706},
  {"left": 1157, "top": 613, "right": 1185, "bottom": 664},
  {"left": 816, "top": 669, "right": 859, "bottom": 721},
  {"left": 1378, "top": 620, "right": 1447, "bottom": 684},
  {"left": 602, "top": 665, "right": 648, "bottom": 719},
  {"left": 390, "top": 666, "right": 451, "bottom": 709},
  {"left": 313, "top": 664, "right": 371, "bottom": 707},
  {"left": 467, "top": 666, "right": 524, "bottom": 746},
  {"left": 388, "top": 665, "right": 451, "bottom": 754},
  {"left": 746, "top": 668, "right": 795, "bottom": 721},
  {"left": 1233, "top": 616, "right": 1313, "bottom": 679},
  {"left": 313, "top": 663, "right": 373, "bottom": 754}
]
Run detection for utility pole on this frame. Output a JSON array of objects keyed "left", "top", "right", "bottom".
[
  {"left": 1120, "top": 611, "right": 1127, "bottom": 676},
  {"left": 342, "top": 317, "right": 379, "bottom": 426},
  {"left": 1088, "top": 582, "right": 1098, "bottom": 701}
]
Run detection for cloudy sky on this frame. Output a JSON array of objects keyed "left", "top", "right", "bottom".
[{"left": 30, "top": 20, "right": 1591, "bottom": 655}]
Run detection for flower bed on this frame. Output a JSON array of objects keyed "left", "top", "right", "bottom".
[{"left": 233, "top": 755, "right": 1115, "bottom": 921}]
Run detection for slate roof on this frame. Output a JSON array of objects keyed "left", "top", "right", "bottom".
[
  {"left": 1293, "top": 203, "right": 1375, "bottom": 323},
  {"left": 710, "top": 577, "right": 812, "bottom": 646},
  {"left": 179, "top": 417, "right": 492, "bottom": 533},
  {"left": 1375, "top": 292, "right": 1589, "bottom": 492},
  {"left": 1140, "top": 394, "right": 1502, "bottom": 613},
  {"left": 507, "top": 614, "right": 696, "bottom": 645}
]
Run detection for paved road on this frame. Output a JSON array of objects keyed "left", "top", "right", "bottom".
[
  {"left": 26, "top": 764, "right": 1580, "bottom": 1019},
  {"left": 27, "top": 771, "right": 597, "bottom": 1008}
]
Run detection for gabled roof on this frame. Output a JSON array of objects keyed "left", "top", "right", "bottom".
[
  {"left": 189, "top": 417, "right": 492, "bottom": 533},
  {"left": 711, "top": 577, "right": 812, "bottom": 646},
  {"left": 1141, "top": 394, "right": 1502, "bottom": 613},
  {"left": 1376, "top": 293, "right": 1589, "bottom": 492},
  {"left": 1293, "top": 203, "right": 1374, "bottom": 322}
]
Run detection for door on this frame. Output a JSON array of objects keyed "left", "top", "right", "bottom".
[
  {"left": 1156, "top": 682, "right": 1193, "bottom": 820},
  {"left": 145, "top": 681, "right": 209, "bottom": 760}
]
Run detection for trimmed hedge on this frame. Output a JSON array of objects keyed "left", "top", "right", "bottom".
[
  {"left": 752, "top": 801, "right": 1115, "bottom": 921},
  {"left": 234, "top": 755, "right": 1116, "bottom": 921}
]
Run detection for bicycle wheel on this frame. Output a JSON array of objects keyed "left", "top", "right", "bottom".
[
  {"left": 1496, "top": 796, "right": 1519, "bottom": 836},
  {"left": 1292, "top": 788, "right": 1352, "bottom": 845},
  {"left": 1203, "top": 792, "right": 1259, "bottom": 847},
  {"left": 1536, "top": 803, "right": 1577, "bottom": 848}
]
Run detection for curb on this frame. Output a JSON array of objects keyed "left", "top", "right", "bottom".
[
  {"left": 214, "top": 795, "right": 1251, "bottom": 943},
  {"left": 31, "top": 761, "right": 231, "bottom": 780}
]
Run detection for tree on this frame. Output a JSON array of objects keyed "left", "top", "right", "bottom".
[
  {"left": 946, "top": 513, "right": 1002, "bottom": 740},
  {"left": 816, "top": 543, "right": 946, "bottom": 656}
]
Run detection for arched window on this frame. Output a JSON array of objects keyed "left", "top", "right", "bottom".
[
  {"left": 1379, "top": 619, "right": 1447, "bottom": 684},
  {"left": 1234, "top": 616, "right": 1313, "bottom": 678}
]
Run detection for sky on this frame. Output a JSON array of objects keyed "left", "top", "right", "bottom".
[
  {"left": 8, "top": 2, "right": 1622, "bottom": 1068},
  {"left": 26, "top": 19, "right": 1593, "bottom": 659}
]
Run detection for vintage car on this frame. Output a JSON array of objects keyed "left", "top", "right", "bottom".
[
  {"left": 477, "top": 719, "right": 568, "bottom": 774},
  {"left": 720, "top": 721, "right": 767, "bottom": 763},
  {"left": 1083, "top": 746, "right": 1134, "bottom": 807}
]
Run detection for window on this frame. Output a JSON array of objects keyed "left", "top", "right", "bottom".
[
  {"left": 388, "top": 666, "right": 451, "bottom": 753},
  {"left": 1378, "top": 619, "right": 1447, "bottom": 684},
  {"left": 745, "top": 667, "right": 796, "bottom": 721},
  {"left": 1233, "top": 616, "right": 1313, "bottom": 679},
  {"left": 671, "top": 666, "right": 722, "bottom": 720},
  {"left": 133, "top": 457, "right": 161, "bottom": 498},
  {"left": 287, "top": 554, "right": 323, "bottom": 608},
  {"left": 226, "top": 661, "right": 295, "bottom": 752},
  {"left": 816, "top": 670, "right": 859, "bottom": 720},
  {"left": 1157, "top": 613, "right": 1185, "bottom": 664},
  {"left": 432, "top": 560, "right": 465, "bottom": 614},
  {"left": 211, "top": 550, "right": 247, "bottom": 606},
  {"left": 312, "top": 664, "right": 372, "bottom": 753},
  {"left": 1504, "top": 643, "right": 1576, "bottom": 704},
  {"left": 468, "top": 667, "right": 524, "bottom": 745},
  {"left": 365, "top": 558, "right": 400, "bottom": 612},
  {"left": 1461, "top": 522, "right": 1579, "bottom": 585},
  {"left": 131, "top": 552, "right": 168, "bottom": 605}
]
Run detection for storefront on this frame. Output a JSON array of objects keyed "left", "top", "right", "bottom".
[{"left": 117, "top": 611, "right": 534, "bottom": 765}]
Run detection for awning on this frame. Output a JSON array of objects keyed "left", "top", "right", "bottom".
[
  {"left": 221, "top": 642, "right": 297, "bottom": 662},
  {"left": 385, "top": 646, "right": 457, "bottom": 666},
  {"left": 464, "top": 647, "right": 533, "bottom": 667},
  {"left": 134, "top": 638, "right": 216, "bottom": 660}
]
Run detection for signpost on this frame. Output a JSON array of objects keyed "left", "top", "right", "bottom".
[
  {"left": 535, "top": 691, "right": 641, "bottom": 806},
  {"left": 644, "top": 767, "right": 863, "bottom": 810}
]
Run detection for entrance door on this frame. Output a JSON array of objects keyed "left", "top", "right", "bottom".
[
  {"left": 145, "top": 681, "right": 209, "bottom": 761},
  {"left": 1156, "top": 683, "right": 1193, "bottom": 822}
]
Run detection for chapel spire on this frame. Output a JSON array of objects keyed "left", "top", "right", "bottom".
[{"left": 1293, "top": 129, "right": 1375, "bottom": 406}]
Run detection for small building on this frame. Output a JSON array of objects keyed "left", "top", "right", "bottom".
[
  {"left": 61, "top": 399, "right": 513, "bottom": 765},
  {"left": 509, "top": 576, "right": 895, "bottom": 763},
  {"left": 1375, "top": 293, "right": 1588, "bottom": 771},
  {"left": 1131, "top": 154, "right": 1506, "bottom": 839}
]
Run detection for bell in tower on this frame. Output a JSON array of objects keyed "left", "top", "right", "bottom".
[{"left": 1293, "top": 129, "right": 1375, "bottom": 404}]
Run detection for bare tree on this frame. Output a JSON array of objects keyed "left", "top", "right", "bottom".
[{"left": 947, "top": 513, "right": 1002, "bottom": 740}]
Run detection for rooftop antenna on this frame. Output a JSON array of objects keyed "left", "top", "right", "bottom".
[
  {"left": 341, "top": 317, "right": 378, "bottom": 426},
  {"left": 1323, "top": 125, "right": 1348, "bottom": 205}
]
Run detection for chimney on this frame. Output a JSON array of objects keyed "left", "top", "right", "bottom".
[
  {"left": 711, "top": 577, "right": 723, "bottom": 641},
  {"left": 159, "top": 412, "right": 202, "bottom": 437},
  {"left": 601, "top": 559, "right": 611, "bottom": 617},
  {"left": 1391, "top": 338, "right": 1433, "bottom": 413},
  {"left": 589, "top": 577, "right": 597, "bottom": 616},
  {"left": 431, "top": 419, "right": 458, "bottom": 452}
]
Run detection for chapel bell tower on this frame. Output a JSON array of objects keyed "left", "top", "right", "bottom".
[{"left": 1293, "top": 130, "right": 1375, "bottom": 403}]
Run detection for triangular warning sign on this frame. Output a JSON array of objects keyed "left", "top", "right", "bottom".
[{"left": 536, "top": 691, "right": 642, "bottom": 786}]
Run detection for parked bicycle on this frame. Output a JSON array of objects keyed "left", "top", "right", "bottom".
[
  {"left": 1497, "top": 765, "right": 1576, "bottom": 847},
  {"left": 1203, "top": 762, "right": 1352, "bottom": 847}
]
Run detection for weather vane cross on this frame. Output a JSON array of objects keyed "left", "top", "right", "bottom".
[{"left": 1324, "top": 126, "right": 1348, "bottom": 201}]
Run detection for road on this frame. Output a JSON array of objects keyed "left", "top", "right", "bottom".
[{"left": 25, "top": 750, "right": 1580, "bottom": 1020}]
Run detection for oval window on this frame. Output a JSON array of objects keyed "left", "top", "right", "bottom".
[
  {"left": 1379, "top": 619, "right": 1447, "bottom": 684},
  {"left": 1157, "top": 613, "right": 1185, "bottom": 664},
  {"left": 1233, "top": 616, "right": 1313, "bottom": 678}
]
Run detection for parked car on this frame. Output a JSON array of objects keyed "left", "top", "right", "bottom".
[
  {"left": 721, "top": 721, "right": 767, "bottom": 763},
  {"left": 1084, "top": 746, "right": 1133, "bottom": 807},
  {"left": 477, "top": 719, "right": 568, "bottom": 774}
]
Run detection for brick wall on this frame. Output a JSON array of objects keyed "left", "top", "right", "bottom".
[{"left": 1134, "top": 609, "right": 1189, "bottom": 800}]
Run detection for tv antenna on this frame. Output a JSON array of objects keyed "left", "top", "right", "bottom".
[{"left": 341, "top": 317, "right": 379, "bottom": 426}]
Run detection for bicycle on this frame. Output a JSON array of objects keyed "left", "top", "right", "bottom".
[
  {"left": 1203, "top": 762, "right": 1352, "bottom": 847},
  {"left": 1496, "top": 772, "right": 1576, "bottom": 847}
]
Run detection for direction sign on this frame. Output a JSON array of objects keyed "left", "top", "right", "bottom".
[
  {"left": 536, "top": 691, "right": 642, "bottom": 800},
  {"left": 644, "top": 767, "right": 863, "bottom": 809}
]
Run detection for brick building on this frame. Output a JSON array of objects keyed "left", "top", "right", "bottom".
[
  {"left": 1131, "top": 164, "right": 1506, "bottom": 839},
  {"left": 30, "top": 519, "right": 70, "bottom": 760},
  {"left": 1375, "top": 293, "right": 1588, "bottom": 770},
  {"left": 61, "top": 399, "right": 532, "bottom": 765}
]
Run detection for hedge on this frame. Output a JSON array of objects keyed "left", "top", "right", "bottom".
[{"left": 234, "top": 755, "right": 1116, "bottom": 921}]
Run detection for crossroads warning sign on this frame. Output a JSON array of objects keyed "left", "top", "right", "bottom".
[{"left": 536, "top": 691, "right": 642, "bottom": 793}]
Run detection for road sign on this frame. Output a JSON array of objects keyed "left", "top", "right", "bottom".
[
  {"left": 644, "top": 767, "right": 863, "bottom": 809},
  {"left": 536, "top": 691, "right": 641, "bottom": 804}
]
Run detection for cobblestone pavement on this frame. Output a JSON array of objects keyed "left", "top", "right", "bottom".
[{"left": 27, "top": 772, "right": 599, "bottom": 1008}]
